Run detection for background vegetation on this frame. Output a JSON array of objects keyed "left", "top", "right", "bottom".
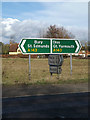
[
  {"left": 2, "top": 58, "right": 88, "bottom": 85},
  {"left": 0, "top": 25, "right": 89, "bottom": 55}
]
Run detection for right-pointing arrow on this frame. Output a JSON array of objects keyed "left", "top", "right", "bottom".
[
  {"left": 21, "top": 40, "right": 26, "bottom": 53},
  {"left": 75, "top": 40, "right": 79, "bottom": 53}
]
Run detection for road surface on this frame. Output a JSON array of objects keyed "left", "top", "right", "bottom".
[{"left": 2, "top": 92, "right": 89, "bottom": 119}]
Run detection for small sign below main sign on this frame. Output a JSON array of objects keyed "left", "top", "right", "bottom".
[
  {"left": 49, "top": 66, "right": 62, "bottom": 74},
  {"left": 48, "top": 54, "right": 63, "bottom": 66},
  {"left": 48, "top": 54, "right": 63, "bottom": 75}
]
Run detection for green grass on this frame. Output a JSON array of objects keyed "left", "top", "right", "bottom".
[{"left": 2, "top": 57, "right": 88, "bottom": 85}]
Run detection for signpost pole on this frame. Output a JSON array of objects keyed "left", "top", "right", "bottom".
[
  {"left": 57, "top": 74, "right": 59, "bottom": 79},
  {"left": 29, "top": 54, "right": 31, "bottom": 80},
  {"left": 50, "top": 73, "right": 52, "bottom": 80},
  {"left": 57, "top": 66, "right": 59, "bottom": 79},
  {"left": 70, "top": 54, "right": 72, "bottom": 75}
]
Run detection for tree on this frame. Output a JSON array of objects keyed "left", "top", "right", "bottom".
[
  {"left": 85, "top": 42, "right": 88, "bottom": 51},
  {"left": 43, "top": 25, "right": 75, "bottom": 39},
  {"left": 2, "top": 43, "right": 10, "bottom": 54},
  {"left": 81, "top": 44, "right": 85, "bottom": 50},
  {"left": 0, "top": 42, "right": 10, "bottom": 54},
  {"left": 0, "top": 42, "right": 2, "bottom": 54}
]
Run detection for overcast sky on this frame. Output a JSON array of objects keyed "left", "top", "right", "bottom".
[{"left": 1, "top": 2, "right": 88, "bottom": 44}]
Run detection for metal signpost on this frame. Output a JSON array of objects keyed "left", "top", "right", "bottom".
[
  {"left": 19, "top": 38, "right": 81, "bottom": 79},
  {"left": 70, "top": 54, "right": 72, "bottom": 75},
  {"left": 29, "top": 55, "right": 31, "bottom": 80},
  {"left": 48, "top": 54, "right": 63, "bottom": 79}
]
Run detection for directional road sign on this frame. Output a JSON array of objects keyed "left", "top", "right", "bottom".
[
  {"left": 52, "top": 39, "right": 81, "bottom": 54},
  {"left": 19, "top": 38, "right": 51, "bottom": 54},
  {"left": 19, "top": 38, "right": 81, "bottom": 54}
]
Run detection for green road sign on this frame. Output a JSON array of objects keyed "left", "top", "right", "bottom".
[
  {"left": 19, "top": 38, "right": 51, "bottom": 54},
  {"left": 52, "top": 39, "right": 81, "bottom": 54},
  {"left": 19, "top": 38, "right": 81, "bottom": 54}
]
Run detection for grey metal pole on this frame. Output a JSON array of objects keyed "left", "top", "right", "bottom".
[
  {"left": 29, "top": 54, "right": 31, "bottom": 80},
  {"left": 57, "top": 66, "right": 59, "bottom": 79},
  {"left": 70, "top": 54, "right": 72, "bottom": 75}
]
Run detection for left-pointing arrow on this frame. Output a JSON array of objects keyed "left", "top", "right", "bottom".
[{"left": 21, "top": 40, "right": 26, "bottom": 53}]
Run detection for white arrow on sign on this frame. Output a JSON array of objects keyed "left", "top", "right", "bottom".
[
  {"left": 21, "top": 40, "right": 26, "bottom": 53},
  {"left": 75, "top": 40, "right": 79, "bottom": 53}
]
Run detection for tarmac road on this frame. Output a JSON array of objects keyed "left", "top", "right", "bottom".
[{"left": 2, "top": 92, "right": 89, "bottom": 119}]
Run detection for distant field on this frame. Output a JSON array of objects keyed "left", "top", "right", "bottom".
[{"left": 2, "top": 57, "right": 88, "bottom": 85}]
